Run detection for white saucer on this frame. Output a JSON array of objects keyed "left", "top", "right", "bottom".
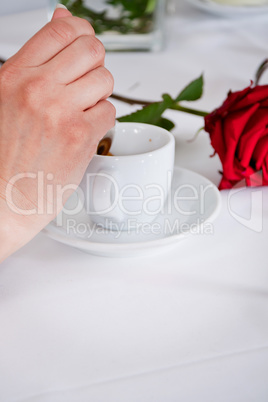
[
  {"left": 43, "top": 167, "right": 222, "bottom": 257},
  {"left": 187, "top": 0, "right": 268, "bottom": 17}
]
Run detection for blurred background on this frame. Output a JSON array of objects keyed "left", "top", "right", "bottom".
[
  {"left": 0, "top": 0, "right": 177, "bottom": 15},
  {"left": 0, "top": 0, "right": 177, "bottom": 16},
  {"left": 0, "top": 0, "right": 173, "bottom": 51},
  {"left": 0, "top": 0, "right": 47, "bottom": 15}
]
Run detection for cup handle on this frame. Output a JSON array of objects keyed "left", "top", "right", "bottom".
[{"left": 92, "top": 170, "right": 124, "bottom": 222}]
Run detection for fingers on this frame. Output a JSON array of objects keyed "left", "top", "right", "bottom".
[
  {"left": 45, "top": 35, "right": 105, "bottom": 84},
  {"left": 83, "top": 100, "right": 116, "bottom": 144},
  {"left": 12, "top": 15, "right": 95, "bottom": 68},
  {"left": 52, "top": 6, "right": 72, "bottom": 20},
  {"left": 64, "top": 66, "right": 114, "bottom": 111}
]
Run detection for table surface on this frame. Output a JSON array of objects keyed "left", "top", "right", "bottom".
[{"left": 1, "top": 1, "right": 268, "bottom": 401}]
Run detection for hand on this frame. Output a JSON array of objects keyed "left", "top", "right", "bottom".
[{"left": 0, "top": 7, "right": 115, "bottom": 261}]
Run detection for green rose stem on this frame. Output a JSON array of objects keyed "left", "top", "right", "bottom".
[
  {"left": 110, "top": 76, "right": 208, "bottom": 130},
  {"left": 112, "top": 59, "right": 267, "bottom": 131},
  {"left": 111, "top": 93, "right": 209, "bottom": 117},
  {"left": 1, "top": 57, "right": 265, "bottom": 129},
  {"left": 168, "top": 103, "right": 208, "bottom": 117},
  {"left": 111, "top": 58, "right": 268, "bottom": 129}
]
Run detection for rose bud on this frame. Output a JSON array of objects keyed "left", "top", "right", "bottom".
[{"left": 204, "top": 84, "right": 268, "bottom": 190}]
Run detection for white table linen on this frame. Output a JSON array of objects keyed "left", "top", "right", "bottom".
[{"left": 0, "top": 2, "right": 268, "bottom": 401}]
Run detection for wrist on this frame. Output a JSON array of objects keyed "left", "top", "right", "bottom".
[{"left": 0, "top": 178, "right": 45, "bottom": 261}]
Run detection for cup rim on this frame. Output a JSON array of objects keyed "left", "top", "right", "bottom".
[{"left": 95, "top": 122, "right": 175, "bottom": 159}]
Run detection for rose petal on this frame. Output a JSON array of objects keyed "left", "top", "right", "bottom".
[
  {"left": 207, "top": 119, "right": 227, "bottom": 162},
  {"left": 205, "top": 86, "right": 251, "bottom": 129},
  {"left": 219, "top": 175, "right": 237, "bottom": 190},
  {"left": 231, "top": 85, "right": 268, "bottom": 110},
  {"left": 261, "top": 99, "right": 268, "bottom": 107},
  {"left": 221, "top": 105, "right": 259, "bottom": 179},
  {"left": 262, "top": 157, "right": 268, "bottom": 185},
  {"left": 237, "top": 109, "right": 268, "bottom": 168},
  {"left": 252, "top": 136, "right": 268, "bottom": 170},
  {"left": 243, "top": 165, "right": 256, "bottom": 182},
  {"left": 205, "top": 84, "right": 268, "bottom": 189},
  {"left": 262, "top": 160, "right": 268, "bottom": 186}
]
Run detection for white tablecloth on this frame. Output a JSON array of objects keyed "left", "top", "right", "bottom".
[{"left": 0, "top": 2, "right": 268, "bottom": 401}]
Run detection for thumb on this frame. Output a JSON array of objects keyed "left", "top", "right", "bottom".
[{"left": 52, "top": 4, "right": 72, "bottom": 20}]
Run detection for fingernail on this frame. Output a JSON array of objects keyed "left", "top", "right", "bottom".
[{"left": 55, "top": 3, "right": 68, "bottom": 9}]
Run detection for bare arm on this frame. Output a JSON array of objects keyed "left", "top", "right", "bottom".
[{"left": 0, "top": 7, "right": 115, "bottom": 261}]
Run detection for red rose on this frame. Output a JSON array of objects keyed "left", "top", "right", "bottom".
[{"left": 204, "top": 84, "right": 268, "bottom": 190}]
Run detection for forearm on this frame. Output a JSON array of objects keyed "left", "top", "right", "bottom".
[
  {"left": 0, "top": 6, "right": 115, "bottom": 262},
  {"left": 0, "top": 184, "right": 43, "bottom": 262}
]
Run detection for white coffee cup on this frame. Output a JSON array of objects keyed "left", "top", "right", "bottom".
[{"left": 79, "top": 122, "right": 175, "bottom": 230}]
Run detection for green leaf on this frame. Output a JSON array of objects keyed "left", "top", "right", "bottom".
[
  {"left": 117, "top": 94, "right": 174, "bottom": 126},
  {"left": 115, "top": 76, "right": 206, "bottom": 131},
  {"left": 145, "top": 0, "right": 157, "bottom": 13},
  {"left": 63, "top": 0, "right": 155, "bottom": 34},
  {"left": 107, "top": 0, "right": 149, "bottom": 18},
  {"left": 175, "top": 75, "right": 204, "bottom": 103},
  {"left": 155, "top": 117, "right": 175, "bottom": 131}
]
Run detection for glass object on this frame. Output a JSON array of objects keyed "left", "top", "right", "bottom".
[{"left": 49, "top": 0, "right": 166, "bottom": 51}]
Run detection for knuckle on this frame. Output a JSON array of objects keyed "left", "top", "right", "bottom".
[
  {"left": 49, "top": 19, "right": 77, "bottom": 46},
  {"left": 87, "top": 36, "right": 105, "bottom": 63},
  {"left": 102, "top": 68, "right": 114, "bottom": 94},
  {"left": 76, "top": 36, "right": 106, "bottom": 70},
  {"left": 22, "top": 75, "right": 49, "bottom": 110},
  {"left": 91, "top": 67, "right": 114, "bottom": 96},
  {"left": 72, "top": 16, "right": 95, "bottom": 35},
  {"left": 101, "top": 100, "right": 116, "bottom": 124},
  {"left": 106, "top": 101, "right": 116, "bottom": 121}
]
